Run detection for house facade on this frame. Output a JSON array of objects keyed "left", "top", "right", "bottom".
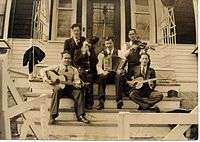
[{"left": 0, "top": 0, "right": 198, "bottom": 140}]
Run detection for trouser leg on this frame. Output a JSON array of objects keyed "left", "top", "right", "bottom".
[
  {"left": 98, "top": 74, "right": 107, "bottom": 103},
  {"left": 70, "top": 89, "right": 85, "bottom": 118},
  {"left": 50, "top": 86, "right": 62, "bottom": 119},
  {"left": 129, "top": 90, "right": 163, "bottom": 109},
  {"left": 85, "top": 83, "right": 94, "bottom": 107}
]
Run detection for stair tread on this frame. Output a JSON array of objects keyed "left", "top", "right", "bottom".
[{"left": 24, "top": 92, "right": 182, "bottom": 101}]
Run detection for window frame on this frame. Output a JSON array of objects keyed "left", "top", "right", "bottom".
[{"left": 51, "top": 0, "right": 77, "bottom": 41}]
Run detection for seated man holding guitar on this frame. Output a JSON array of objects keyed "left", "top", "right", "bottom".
[
  {"left": 117, "top": 52, "right": 163, "bottom": 111},
  {"left": 40, "top": 51, "right": 90, "bottom": 124}
]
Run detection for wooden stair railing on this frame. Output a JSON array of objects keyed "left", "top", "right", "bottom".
[
  {"left": 117, "top": 106, "right": 197, "bottom": 140},
  {"left": 0, "top": 54, "right": 49, "bottom": 140}
]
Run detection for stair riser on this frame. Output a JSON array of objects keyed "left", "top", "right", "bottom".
[
  {"left": 19, "top": 124, "right": 170, "bottom": 140},
  {"left": 26, "top": 97, "right": 180, "bottom": 110},
  {"left": 30, "top": 82, "right": 180, "bottom": 95}
]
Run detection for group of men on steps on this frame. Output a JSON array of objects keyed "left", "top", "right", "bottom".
[{"left": 40, "top": 24, "right": 163, "bottom": 124}]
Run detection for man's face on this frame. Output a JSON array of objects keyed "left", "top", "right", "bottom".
[
  {"left": 83, "top": 41, "right": 92, "bottom": 49},
  {"left": 62, "top": 53, "right": 71, "bottom": 65},
  {"left": 71, "top": 27, "right": 81, "bottom": 39},
  {"left": 129, "top": 30, "right": 137, "bottom": 41},
  {"left": 140, "top": 54, "right": 149, "bottom": 66},
  {"left": 105, "top": 39, "right": 113, "bottom": 49}
]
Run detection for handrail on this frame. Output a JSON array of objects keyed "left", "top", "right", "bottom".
[
  {"left": 117, "top": 106, "right": 197, "bottom": 140},
  {"left": 0, "top": 53, "right": 49, "bottom": 139}
]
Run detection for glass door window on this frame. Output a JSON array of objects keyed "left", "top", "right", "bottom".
[{"left": 0, "top": 0, "right": 7, "bottom": 38}]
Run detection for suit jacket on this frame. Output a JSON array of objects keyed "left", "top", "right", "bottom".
[
  {"left": 23, "top": 46, "right": 46, "bottom": 73},
  {"left": 127, "top": 65, "right": 156, "bottom": 90},
  {"left": 63, "top": 37, "right": 85, "bottom": 65}
]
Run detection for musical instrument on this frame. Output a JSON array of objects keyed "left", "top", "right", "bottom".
[
  {"left": 46, "top": 71, "right": 90, "bottom": 89},
  {"left": 103, "top": 55, "right": 126, "bottom": 72},
  {"left": 129, "top": 77, "right": 157, "bottom": 89}
]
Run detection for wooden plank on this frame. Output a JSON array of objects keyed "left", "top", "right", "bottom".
[
  {"left": 6, "top": 94, "right": 48, "bottom": 118},
  {"left": 127, "top": 113, "right": 197, "bottom": 125},
  {"left": 0, "top": 55, "right": 11, "bottom": 139},
  {"left": 117, "top": 112, "right": 130, "bottom": 140},
  {"left": 3, "top": 0, "right": 12, "bottom": 39}
]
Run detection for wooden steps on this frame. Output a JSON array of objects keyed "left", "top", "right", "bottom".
[{"left": 16, "top": 108, "right": 173, "bottom": 140}]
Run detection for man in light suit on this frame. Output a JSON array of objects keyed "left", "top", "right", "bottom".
[
  {"left": 96, "top": 37, "right": 122, "bottom": 110},
  {"left": 63, "top": 24, "right": 85, "bottom": 66},
  {"left": 117, "top": 53, "right": 163, "bottom": 111}
]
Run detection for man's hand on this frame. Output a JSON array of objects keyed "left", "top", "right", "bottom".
[
  {"left": 149, "top": 81, "right": 154, "bottom": 89},
  {"left": 116, "top": 69, "right": 126, "bottom": 75},
  {"left": 74, "top": 83, "right": 81, "bottom": 88},
  {"left": 102, "top": 71, "right": 109, "bottom": 75}
]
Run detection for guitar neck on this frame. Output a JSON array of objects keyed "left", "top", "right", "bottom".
[{"left": 142, "top": 78, "right": 157, "bottom": 83}]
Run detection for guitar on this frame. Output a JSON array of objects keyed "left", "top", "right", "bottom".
[
  {"left": 128, "top": 77, "right": 157, "bottom": 89},
  {"left": 46, "top": 71, "right": 90, "bottom": 89}
]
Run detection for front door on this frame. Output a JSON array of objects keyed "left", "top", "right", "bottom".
[{"left": 87, "top": 0, "right": 120, "bottom": 53}]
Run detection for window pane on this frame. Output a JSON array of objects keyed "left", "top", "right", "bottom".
[
  {"left": 0, "top": 0, "right": 6, "bottom": 38},
  {"left": 59, "top": 0, "right": 72, "bottom": 8},
  {"left": 57, "top": 10, "right": 72, "bottom": 37},
  {"left": 135, "top": 0, "right": 149, "bottom": 12},
  {"left": 136, "top": 14, "right": 150, "bottom": 40}
]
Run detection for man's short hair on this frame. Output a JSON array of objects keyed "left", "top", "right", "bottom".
[
  {"left": 129, "top": 29, "right": 137, "bottom": 34},
  {"left": 71, "top": 24, "right": 81, "bottom": 29},
  {"left": 61, "top": 50, "right": 71, "bottom": 57},
  {"left": 105, "top": 36, "right": 113, "bottom": 42}
]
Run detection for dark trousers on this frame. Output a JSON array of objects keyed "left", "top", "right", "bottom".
[
  {"left": 129, "top": 90, "right": 163, "bottom": 109},
  {"left": 50, "top": 85, "right": 85, "bottom": 119},
  {"left": 98, "top": 71, "right": 121, "bottom": 104},
  {"left": 79, "top": 72, "right": 96, "bottom": 108}
]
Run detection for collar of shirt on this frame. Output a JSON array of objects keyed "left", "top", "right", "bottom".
[
  {"left": 106, "top": 47, "right": 114, "bottom": 55},
  {"left": 73, "top": 37, "right": 80, "bottom": 45}
]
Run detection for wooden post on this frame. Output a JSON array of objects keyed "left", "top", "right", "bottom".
[
  {"left": 117, "top": 112, "right": 130, "bottom": 140},
  {"left": 40, "top": 94, "right": 49, "bottom": 139},
  {"left": 0, "top": 55, "right": 11, "bottom": 139}
]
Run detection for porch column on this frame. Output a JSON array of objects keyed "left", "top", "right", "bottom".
[
  {"left": 81, "top": 0, "right": 87, "bottom": 37},
  {"left": 0, "top": 55, "right": 11, "bottom": 139},
  {"left": 120, "top": 0, "right": 126, "bottom": 47},
  {"left": 193, "top": 0, "right": 197, "bottom": 42},
  {"left": 3, "top": 0, "right": 12, "bottom": 39},
  {"left": 130, "top": 0, "right": 136, "bottom": 29}
]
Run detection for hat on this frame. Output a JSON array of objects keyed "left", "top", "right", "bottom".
[{"left": 167, "top": 90, "right": 178, "bottom": 97}]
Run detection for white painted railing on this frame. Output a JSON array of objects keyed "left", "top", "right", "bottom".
[
  {"left": 0, "top": 52, "right": 49, "bottom": 139},
  {"left": 117, "top": 106, "right": 197, "bottom": 140}
]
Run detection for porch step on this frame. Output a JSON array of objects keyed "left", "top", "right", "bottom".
[
  {"left": 29, "top": 80, "right": 181, "bottom": 95},
  {"left": 17, "top": 109, "right": 172, "bottom": 140},
  {"left": 24, "top": 92, "right": 182, "bottom": 110}
]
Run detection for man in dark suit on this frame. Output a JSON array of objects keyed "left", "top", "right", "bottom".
[
  {"left": 116, "top": 52, "right": 163, "bottom": 111},
  {"left": 74, "top": 37, "right": 99, "bottom": 109},
  {"left": 63, "top": 24, "right": 85, "bottom": 65}
]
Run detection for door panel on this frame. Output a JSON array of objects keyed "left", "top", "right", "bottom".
[{"left": 87, "top": 0, "right": 120, "bottom": 53}]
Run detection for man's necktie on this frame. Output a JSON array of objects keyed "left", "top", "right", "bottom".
[{"left": 142, "top": 66, "right": 146, "bottom": 77}]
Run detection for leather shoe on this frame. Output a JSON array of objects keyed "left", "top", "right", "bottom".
[
  {"left": 49, "top": 118, "right": 56, "bottom": 125},
  {"left": 117, "top": 101, "right": 123, "bottom": 109},
  {"left": 78, "top": 115, "right": 90, "bottom": 124},
  {"left": 96, "top": 103, "right": 104, "bottom": 110}
]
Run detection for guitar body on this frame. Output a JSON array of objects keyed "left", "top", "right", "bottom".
[{"left": 47, "top": 71, "right": 67, "bottom": 89}]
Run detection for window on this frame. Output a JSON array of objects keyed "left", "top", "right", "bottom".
[
  {"left": 53, "top": 0, "right": 76, "bottom": 39},
  {"left": 0, "top": 0, "right": 7, "bottom": 38},
  {"left": 135, "top": 0, "right": 150, "bottom": 41}
]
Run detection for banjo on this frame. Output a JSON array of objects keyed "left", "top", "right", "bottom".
[{"left": 128, "top": 77, "right": 157, "bottom": 89}]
